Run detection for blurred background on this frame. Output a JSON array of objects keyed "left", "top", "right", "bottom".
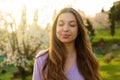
[{"left": 0, "top": 0, "right": 120, "bottom": 80}]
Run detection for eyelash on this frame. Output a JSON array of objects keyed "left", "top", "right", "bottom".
[
  {"left": 70, "top": 25, "right": 75, "bottom": 27},
  {"left": 58, "top": 24, "right": 63, "bottom": 26},
  {"left": 58, "top": 24, "right": 75, "bottom": 27}
]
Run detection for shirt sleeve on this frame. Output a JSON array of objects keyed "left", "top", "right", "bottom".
[{"left": 32, "top": 58, "right": 42, "bottom": 80}]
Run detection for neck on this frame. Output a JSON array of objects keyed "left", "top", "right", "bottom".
[
  {"left": 63, "top": 43, "right": 77, "bottom": 73},
  {"left": 64, "top": 43, "right": 76, "bottom": 57}
]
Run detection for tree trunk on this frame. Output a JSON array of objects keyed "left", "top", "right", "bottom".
[
  {"left": 17, "top": 66, "right": 26, "bottom": 80},
  {"left": 110, "top": 21, "right": 115, "bottom": 36}
]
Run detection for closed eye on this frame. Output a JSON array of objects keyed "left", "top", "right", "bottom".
[
  {"left": 57, "top": 20, "right": 64, "bottom": 27},
  {"left": 58, "top": 23, "right": 64, "bottom": 26},
  {"left": 69, "top": 23, "right": 77, "bottom": 27},
  {"left": 70, "top": 24, "right": 76, "bottom": 27},
  {"left": 69, "top": 20, "right": 77, "bottom": 27}
]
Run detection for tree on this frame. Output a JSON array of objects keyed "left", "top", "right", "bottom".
[
  {"left": 1, "top": 7, "right": 49, "bottom": 80},
  {"left": 109, "top": 1, "right": 120, "bottom": 36},
  {"left": 86, "top": 18, "right": 95, "bottom": 41},
  {"left": 21, "top": 5, "right": 27, "bottom": 25},
  {"left": 33, "top": 9, "right": 38, "bottom": 25},
  {"left": 101, "top": 8, "right": 105, "bottom": 13},
  {"left": 0, "top": 13, "right": 9, "bottom": 65}
]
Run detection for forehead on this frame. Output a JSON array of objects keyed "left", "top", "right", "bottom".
[{"left": 58, "top": 12, "right": 76, "bottom": 22}]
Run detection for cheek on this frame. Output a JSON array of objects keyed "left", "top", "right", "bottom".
[
  {"left": 56, "top": 27, "right": 61, "bottom": 38},
  {"left": 74, "top": 31, "right": 78, "bottom": 38},
  {"left": 72, "top": 28, "right": 78, "bottom": 34},
  {"left": 72, "top": 29, "right": 78, "bottom": 39}
]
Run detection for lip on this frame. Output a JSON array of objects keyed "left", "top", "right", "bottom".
[{"left": 62, "top": 34, "right": 70, "bottom": 38}]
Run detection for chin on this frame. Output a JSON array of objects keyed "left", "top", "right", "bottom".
[{"left": 60, "top": 40, "right": 73, "bottom": 44}]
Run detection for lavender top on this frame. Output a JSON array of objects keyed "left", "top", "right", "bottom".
[{"left": 32, "top": 50, "right": 84, "bottom": 80}]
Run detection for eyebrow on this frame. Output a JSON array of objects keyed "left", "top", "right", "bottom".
[
  {"left": 58, "top": 19, "right": 76, "bottom": 22},
  {"left": 69, "top": 20, "right": 76, "bottom": 23}
]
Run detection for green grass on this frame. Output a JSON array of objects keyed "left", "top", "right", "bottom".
[
  {"left": 0, "top": 65, "right": 17, "bottom": 80},
  {"left": 96, "top": 50, "right": 120, "bottom": 80},
  {"left": 0, "top": 65, "right": 32, "bottom": 80},
  {"left": 100, "top": 61, "right": 120, "bottom": 80},
  {"left": 93, "top": 27, "right": 120, "bottom": 80},
  {"left": 93, "top": 27, "right": 120, "bottom": 42}
]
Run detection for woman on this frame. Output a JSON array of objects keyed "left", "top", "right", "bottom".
[{"left": 32, "top": 7, "right": 100, "bottom": 80}]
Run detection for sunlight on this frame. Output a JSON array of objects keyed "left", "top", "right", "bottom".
[
  {"left": 74, "top": 0, "right": 115, "bottom": 16},
  {"left": 0, "top": 0, "right": 118, "bottom": 28}
]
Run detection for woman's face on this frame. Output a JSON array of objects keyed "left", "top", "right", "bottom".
[{"left": 56, "top": 12, "right": 78, "bottom": 44}]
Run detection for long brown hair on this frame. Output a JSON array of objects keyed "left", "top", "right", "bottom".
[{"left": 42, "top": 7, "right": 100, "bottom": 80}]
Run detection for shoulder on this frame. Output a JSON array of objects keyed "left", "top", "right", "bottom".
[
  {"left": 35, "top": 49, "right": 48, "bottom": 58},
  {"left": 33, "top": 50, "right": 48, "bottom": 80},
  {"left": 35, "top": 49, "right": 48, "bottom": 65}
]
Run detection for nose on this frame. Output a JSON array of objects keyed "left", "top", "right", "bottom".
[{"left": 63, "top": 25, "right": 69, "bottom": 31}]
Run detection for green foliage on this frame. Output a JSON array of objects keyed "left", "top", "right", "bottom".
[
  {"left": 109, "top": 2, "right": 120, "bottom": 22},
  {"left": 86, "top": 18, "right": 95, "bottom": 36},
  {"left": 86, "top": 18, "right": 95, "bottom": 41},
  {"left": 109, "top": 1, "right": 120, "bottom": 36}
]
